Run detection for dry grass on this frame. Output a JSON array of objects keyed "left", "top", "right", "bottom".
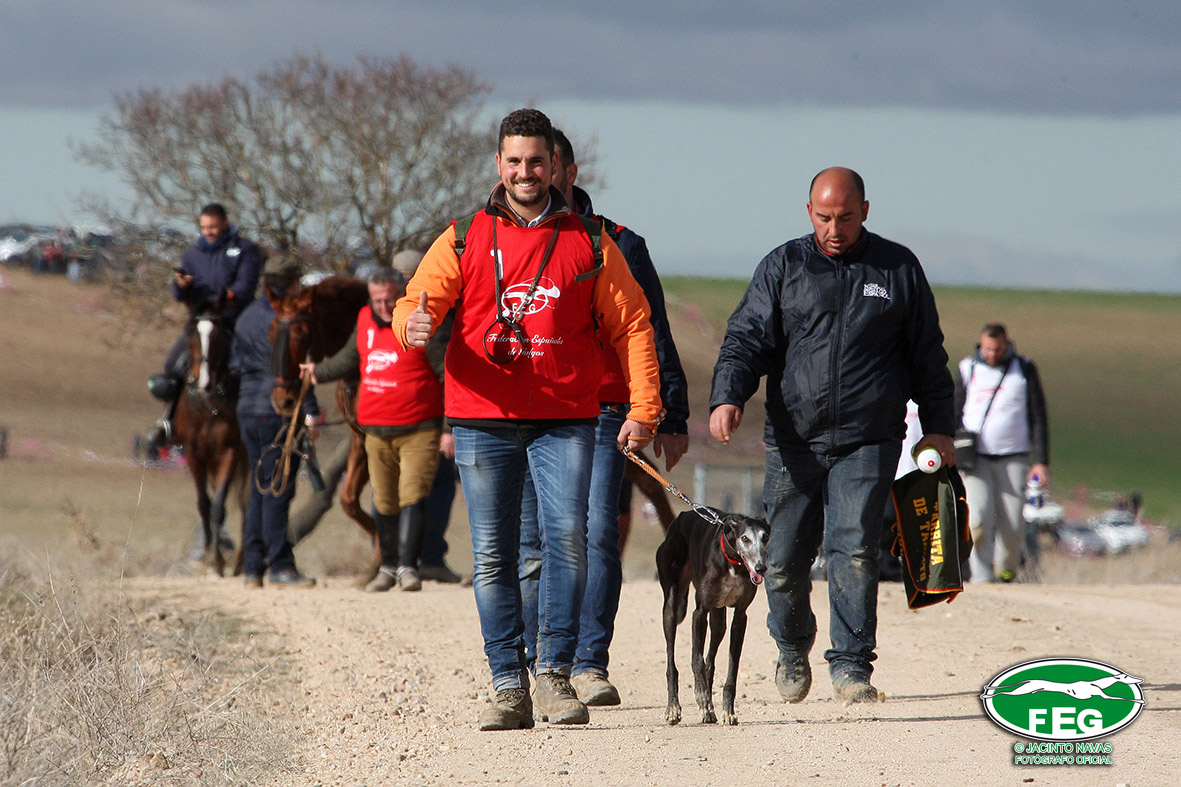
[{"left": 0, "top": 540, "right": 298, "bottom": 787}]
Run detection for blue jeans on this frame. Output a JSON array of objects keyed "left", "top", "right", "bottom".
[
  {"left": 421, "top": 453, "right": 457, "bottom": 567},
  {"left": 453, "top": 423, "right": 594, "bottom": 690},
  {"left": 762, "top": 439, "right": 901, "bottom": 679},
  {"left": 240, "top": 413, "right": 300, "bottom": 577},
  {"left": 520, "top": 406, "right": 627, "bottom": 677}
]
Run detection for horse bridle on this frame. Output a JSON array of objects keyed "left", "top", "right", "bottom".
[
  {"left": 186, "top": 313, "right": 232, "bottom": 416},
  {"left": 270, "top": 313, "right": 313, "bottom": 385}
]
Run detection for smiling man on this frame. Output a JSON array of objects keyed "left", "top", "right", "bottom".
[
  {"left": 391, "top": 108, "right": 661, "bottom": 731},
  {"left": 709, "top": 166, "right": 956, "bottom": 707}
]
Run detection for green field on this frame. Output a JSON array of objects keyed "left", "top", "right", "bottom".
[{"left": 662, "top": 276, "right": 1181, "bottom": 526}]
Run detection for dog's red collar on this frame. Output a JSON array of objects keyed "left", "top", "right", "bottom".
[{"left": 719, "top": 532, "right": 743, "bottom": 568}]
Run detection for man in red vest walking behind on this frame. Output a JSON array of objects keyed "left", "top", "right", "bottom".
[{"left": 302, "top": 267, "right": 445, "bottom": 592}]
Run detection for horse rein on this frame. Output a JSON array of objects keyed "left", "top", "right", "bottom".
[{"left": 619, "top": 444, "right": 726, "bottom": 528}]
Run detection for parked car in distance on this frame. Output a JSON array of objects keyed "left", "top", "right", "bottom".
[
  {"left": 1088, "top": 509, "right": 1150, "bottom": 554},
  {"left": 1056, "top": 522, "right": 1108, "bottom": 558}
]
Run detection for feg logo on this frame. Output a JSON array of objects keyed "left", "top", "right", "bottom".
[{"left": 980, "top": 658, "right": 1144, "bottom": 741}]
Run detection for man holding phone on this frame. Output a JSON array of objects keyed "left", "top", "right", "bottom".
[{"left": 145, "top": 203, "right": 264, "bottom": 453}]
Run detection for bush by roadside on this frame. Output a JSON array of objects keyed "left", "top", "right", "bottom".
[{"left": 0, "top": 542, "right": 298, "bottom": 786}]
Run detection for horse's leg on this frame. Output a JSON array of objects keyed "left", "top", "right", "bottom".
[
  {"left": 338, "top": 432, "right": 378, "bottom": 587},
  {"left": 288, "top": 436, "right": 350, "bottom": 544},
  {"left": 206, "top": 439, "right": 241, "bottom": 578},
  {"left": 229, "top": 445, "right": 248, "bottom": 576},
  {"left": 188, "top": 454, "right": 216, "bottom": 574}
]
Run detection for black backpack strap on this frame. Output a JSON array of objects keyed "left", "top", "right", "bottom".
[
  {"left": 599, "top": 215, "right": 621, "bottom": 243},
  {"left": 452, "top": 214, "right": 477, "bottom": 261},
  {"left": 573, "top": 214, "right": 603, "bottom": 282}
]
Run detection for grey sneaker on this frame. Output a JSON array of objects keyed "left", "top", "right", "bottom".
[
  {"left": 397, "top": 566, "right": 422, "bottom": 592},
  {"left": 571, "top": 672, "right": 621, "bottom": 706},
  {"left": 479, "top": 688, "right": 535, "bottom": 731},
  {"left": 365, "top": 566, "right": 397, "bottom": 593},
  {"left": 832, "top": 673, "right": 884, "bottom": 705},
  {"left": 269, "top": 569, "right": 316, "bottom": 589},
  {"left": 775, "top": 654, "right": 812, "bottom": 703},
  {"left": 532, "top": 673, "right": 590, "bottom": 724},
  {"left": 419, "top": 563, "right": 464, "bottom": 584}
]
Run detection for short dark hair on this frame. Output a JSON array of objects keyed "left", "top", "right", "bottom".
[
  {"left": 262, "top": 263, "right": 301, "bottom": 294},
  {"left": 499, "top": 108, "right": 554, "bottom": 154},
  {"left": 553, "top": 128, "right": 575, "bottom": 167},
  {"left": 981, "top": 322, "right": 1008, "bottom": 339},
  {"left": 369, "top": 266, "right": 405, "bottom": 288},
  {"left": 200, "top": 203, "right": 228, "bottom": 221}
]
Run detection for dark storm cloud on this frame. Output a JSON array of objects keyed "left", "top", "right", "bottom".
[{"left": 2, "top": 1, "right": 1178, "bottom": 115}]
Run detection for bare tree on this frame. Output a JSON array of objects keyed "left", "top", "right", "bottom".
[{"left": 76, "top": 53, "right": 496, "bottom": 270}]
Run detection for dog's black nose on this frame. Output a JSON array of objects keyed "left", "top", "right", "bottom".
[{"left": 754, "top": 563, "right": 767, "bottom": 575}]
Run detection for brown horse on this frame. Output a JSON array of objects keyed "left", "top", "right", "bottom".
[
  {"left": 267, "top": 276, "right": 380, "bottom": 585},
  {"left": 172, "top": 297, "right": 246, "bottom": 575}
]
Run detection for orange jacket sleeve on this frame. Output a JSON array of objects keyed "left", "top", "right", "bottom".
[
  {"left": 391, "top": 224, "right": 462, "bottom": 350},
  {"left": 592, "top": 233, "right": 663, "bottom": 427}
]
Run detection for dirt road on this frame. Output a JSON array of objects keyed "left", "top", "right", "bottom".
[{"left": 130, "top": 575, "right": 1180, "bottom": 786}]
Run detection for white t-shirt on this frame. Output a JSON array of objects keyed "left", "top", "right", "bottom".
[{"left": 959, "top": 357, "right": 1031, "bottom": 456}]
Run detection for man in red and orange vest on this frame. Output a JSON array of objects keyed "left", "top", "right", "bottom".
[
  {"left": 392, "top": 108, "right": 661, "bottom": 731},
  {"left": 302, "top": 267, "right": 445, "bottom": 592}
]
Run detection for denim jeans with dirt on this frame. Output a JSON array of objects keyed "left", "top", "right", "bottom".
[{"left": 762, "top": 439, "right": 901, "bottom": 682}]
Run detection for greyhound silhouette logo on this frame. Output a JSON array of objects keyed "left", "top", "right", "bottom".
[
  {"left": 500, "top": 277, "right": 561, "bottom": 317},
  {"left": 981, "top": 658, "right": 1144, "bottom": 741}
]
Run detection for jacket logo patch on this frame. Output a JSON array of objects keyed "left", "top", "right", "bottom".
[
  {"left": 365, "top": 350, "right": 400, "bottom": 374},
  {"left": 227, "top": 247, "right": 241, "bottom": 257},
  {"left": 500, "top": 276, "right": 561, "bottom": 316},
  {"left": 863, "top": 283, "right": 889, "bottom": 299}
]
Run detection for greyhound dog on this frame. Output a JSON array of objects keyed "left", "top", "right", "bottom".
[{"left": 657, "top": 509, "right": 770, "bottom": 725}]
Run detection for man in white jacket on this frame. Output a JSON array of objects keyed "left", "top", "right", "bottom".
[{"left": 955, "top": 323, "right": 1050, "bottom": 583}]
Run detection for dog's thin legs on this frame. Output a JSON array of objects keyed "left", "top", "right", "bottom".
[
  {"left": 662, "top": 588, "right": 683, "bottom": 724},
  {"left": 691, "top": 604, "right": 717, "bottom": 723},
  {"left": 722, "top": 604, "right": 749, "bottom": 725}
]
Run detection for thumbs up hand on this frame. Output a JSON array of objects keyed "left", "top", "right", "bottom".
[{"left": 406, "top": 290, "right": 433, "bottom": 348}]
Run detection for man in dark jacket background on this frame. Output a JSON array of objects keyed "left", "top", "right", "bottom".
[{"left": 709, "top": 167, "right": 955, "bottom": 705}]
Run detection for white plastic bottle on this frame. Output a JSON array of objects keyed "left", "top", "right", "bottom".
[
  {"left": 915, "top": 446, "right": 942, "bottom": 474},
  {"left": 1025, "top": 474, "right": 1045, "bottom": 508}
]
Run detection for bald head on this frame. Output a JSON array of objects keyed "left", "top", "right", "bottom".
[
  {"left": 807, "top": 167, "right": 869, "bottom": 255},
  {"left": 809, "top": 167, "right": 865, "bottom": 202}
]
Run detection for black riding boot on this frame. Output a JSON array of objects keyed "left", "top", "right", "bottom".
[
  {"left": 397, "top": 501, "right": 427, "bottom": 591},
  {"left": 365, "top": 511, "right": 400, "bottom": 593}
]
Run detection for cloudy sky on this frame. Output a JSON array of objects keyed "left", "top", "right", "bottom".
[{"left": 2, "top": 1, "right": 1180, "bottom": 291}]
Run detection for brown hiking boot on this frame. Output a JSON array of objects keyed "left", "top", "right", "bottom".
[
  {"left": 775, "top": 655, "right": 812, "bottom": 703},
  {"left": 479, "top": 688, "right": 534, "bottom": 731},
  {"left": 571, "top": 672, "right": 621, "bottom": 706},
  {"left": 532, "top": 673, "right": 590, "bottom": 724},
  {"left": 832, "top": 673, "right": 885, "bottom": 705}
]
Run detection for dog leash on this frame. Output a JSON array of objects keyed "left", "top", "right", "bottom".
[{"left": 619, "top": 444, "right": 726, "bottom": 528}]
